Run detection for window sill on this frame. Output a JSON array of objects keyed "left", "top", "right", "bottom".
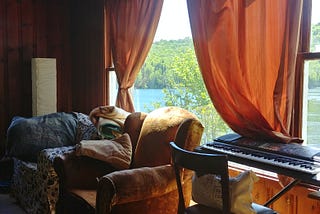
[{"left": 228, "top": 161, "right": 279, "bottom": 181}]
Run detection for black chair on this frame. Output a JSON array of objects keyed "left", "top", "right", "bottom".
[{"left": 169, "top": 142, "right": 278, "bottom": 214}]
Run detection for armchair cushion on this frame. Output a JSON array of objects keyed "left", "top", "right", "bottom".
[
  {"left": 6, "top": 112, "right": 78, "bottom": 162},
  {"left": 75, "top": 133, "right": 132, "bottom": 170}
]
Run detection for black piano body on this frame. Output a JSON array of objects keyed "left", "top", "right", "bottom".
[{"left": 197, "top": 133, "right": 320, "bottom": 206}]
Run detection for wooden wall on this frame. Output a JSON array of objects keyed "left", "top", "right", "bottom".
[
  {"left": 0, "top": 0, "right": 106, "bottom": 157},
  {"left": 70, "top": 0, "right": 106, "bottom": 114},
  {"left": 230, "top": 168, "right": 320, "bottom": 214}
]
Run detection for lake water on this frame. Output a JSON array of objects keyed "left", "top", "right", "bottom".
[{"left": 133, "top": 89, "right": 165, "bottom": 112}]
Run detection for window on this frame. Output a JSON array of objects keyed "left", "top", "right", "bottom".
[
  {"left": 299, "top": 0, "right": 320, "bottom": 146},
  {"left": 109, "top": 70, "right": 117, "bottom": 105},
  {"left": 133, "top": 0, "right": 231, "bottom": 144},
  {"left": 109, "top": 0, "right": 319, "bottom": 146}
]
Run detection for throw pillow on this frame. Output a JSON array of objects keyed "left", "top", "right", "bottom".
[
  {"left": 6, "top": 112, "right": 78, "bottom": 162},
  {"left": 192, "top": 170, "right": 259, "bottom": 214},
  {"left": 74, "top": 112, "right": 100, "bottom": 143},
  {"left": 75, "top": 133, "right": 132, "bottom": 170}
]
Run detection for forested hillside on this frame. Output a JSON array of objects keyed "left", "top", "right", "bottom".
[
  {"left": 135, "top": 37, "right": 194, "bottom": 89},
  {"left": 137, "top": 23, "right": 320, "bottom": 89}
]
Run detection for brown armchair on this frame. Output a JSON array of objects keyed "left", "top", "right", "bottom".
[{"left": 54, "top": 106, "right": 204, "bottom": 214}]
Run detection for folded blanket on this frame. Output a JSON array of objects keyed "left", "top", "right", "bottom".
[
  {"left": 91, "top": 106, "right": 131, "bottom": 139},
  {"left": 75, "top": 133, "right": 132, "bottom": 170},
  {"left": 98, "top": 120, "right": 123, "bottom": 139},
  {"left": 91, "top": 106, "right": 130, "bottom": 128}
]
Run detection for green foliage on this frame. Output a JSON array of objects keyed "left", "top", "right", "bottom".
[
  {"left": 136, "top": 38, "right": 231, "bottom": 143},
  {"left": 309, "top": 23, "right": 320, "bottom": 89},
  {"left": 311, "top": 23, "right": 320, "bottom": 52},
  {"left": 163, "top": 48, "right": 210, "bottom": 108},
  {"left": 309, "top": 60, "right": 320, "bottom": 88},
  {"left": 135, "top": 38, "right": 194, "bottom": 89}
]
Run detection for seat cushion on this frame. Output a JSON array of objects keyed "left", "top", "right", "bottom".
[
  {"left": 61, "top": 189, "right": 96, "bottom": 214},
  {"left": 186, "top": 204, "right": 224, "bottom": 214}
]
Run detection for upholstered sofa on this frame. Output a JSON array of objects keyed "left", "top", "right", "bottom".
[
  {"left": 6, "top": 112, "right": 100, "bottom": 214},
  {"left": 53, "top": 106, "right": 204, "bottom": 214}
]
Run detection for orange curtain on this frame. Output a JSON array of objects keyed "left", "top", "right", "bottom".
[
  {"left": 187, "top": 0, "right": 303, "bottom": 143},
  {"left": 106, "top": 0, "right": 163, "bottom": 112}
]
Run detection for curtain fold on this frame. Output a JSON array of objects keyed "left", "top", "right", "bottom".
[
  {"left": 187, "top": 0, "right": 303, "bottom": 143},
  {"left": 105, "top": 0, "right": 163, "bottom": 112}
]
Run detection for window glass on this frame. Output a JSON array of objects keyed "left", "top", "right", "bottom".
[
  {"left": 109, "top": 71, "right": 117, "bottom": 105},
  {"left": 133, "top": 0, "right": 231, "bottom": 144},
  {"left": 310, "top": 0, "right": 320, "bottom": 52},
  {"left": 303, "top": 60, "right": 320, "bottom": 146},
  {"left": 302, "top": 0, "right": 320, "bottom": 145}
]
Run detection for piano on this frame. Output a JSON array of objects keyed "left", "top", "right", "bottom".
[{"left": 198, "top": 133, "right": 320, "bottom": 206}]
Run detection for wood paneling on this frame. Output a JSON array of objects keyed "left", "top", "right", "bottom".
[
  {"left": 230, "top": 168, "right": 320, "bottom": 214},
  {"left": 46, "top": 0, "right": 72, "bottom": 112},
  {"left": 0, "top": 0, "right": 7, "bottom": 156},
  {"left": 0, "top": 0, "right": 106, "bottom": 156},
  {"left": 70, "top": 0, "right": 106, "bottom": 114}
]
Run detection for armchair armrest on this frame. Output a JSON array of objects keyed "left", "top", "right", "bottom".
[
  {"left": 36, "top": 146, "right": 76, "bottom": 212},
  {"left": 38, "top": 146, "right": 75, "bottom": 172},
  {"left": 96, "top": 164, "right": 177, "bottom": 214}
]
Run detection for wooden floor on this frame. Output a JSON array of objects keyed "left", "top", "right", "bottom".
[{"left": 0, "top": 193, "right": 26, "bottom": 214}]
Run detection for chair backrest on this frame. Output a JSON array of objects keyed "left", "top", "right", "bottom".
[
  {"left": 131, "top": 106, "right": 203, "bottom": 168},
  {"left": 123, "top": 112, "right": 148, "bottom": 153},
  {"left": 170, "top": 142, "right": 231, "bottom": 214}
]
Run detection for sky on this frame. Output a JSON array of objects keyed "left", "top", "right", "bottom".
[
  {"left": 153, "top": 0, "right": 320, "bottom": 42},
  {"left": 153, "top": 0, "right": 191, "bottom": 41},
  {"left": 312, "top": 0, "right": 320, "bottom": 24}
]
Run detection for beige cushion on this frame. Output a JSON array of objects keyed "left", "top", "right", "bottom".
[
  {"left": 192, "top": 170, "right": 259, "bottom": 214},
  {"left": 75, "top": 133, "right": 132, "bottom": 170}
]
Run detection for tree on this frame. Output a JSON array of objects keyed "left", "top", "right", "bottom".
[
  {"left": 311, "top": 23, "right": 320, "bottom": 52},
  {"left": 138, "top": 39, "right": 231, "bottom": 143},
  {"left": 308, "top": 23, "right": 320, "bottom": 89}
]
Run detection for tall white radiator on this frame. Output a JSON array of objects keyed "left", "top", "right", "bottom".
[{"left": 31, "top": 58, "right": 57, "bottom": 116}]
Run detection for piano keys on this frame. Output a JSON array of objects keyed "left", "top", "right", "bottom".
[
  {"left": 201, "top": 133, "right": 320, "bottom": 175},
  {"left": 202, "top": 141, "right": 320, "bottom": 174}
]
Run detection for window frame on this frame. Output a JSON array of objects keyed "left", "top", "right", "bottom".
[{"left": 293, "top": 0, "right": 320, "bottom": 140}]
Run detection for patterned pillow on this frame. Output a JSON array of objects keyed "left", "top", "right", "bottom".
[
  {"left": 192, "top": 170, "right": 258, "bottom": 214},
  {"left": 73, "top": 112, "right": 100, "bottom": 142}
]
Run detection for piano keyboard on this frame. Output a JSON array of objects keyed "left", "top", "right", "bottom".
[{"left": 202, "top": 142, "right": 320, "bottom": 174}]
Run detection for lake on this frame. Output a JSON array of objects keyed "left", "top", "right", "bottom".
[{"left": 133, "top": 89, "right": 165, "bottom": 112}]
